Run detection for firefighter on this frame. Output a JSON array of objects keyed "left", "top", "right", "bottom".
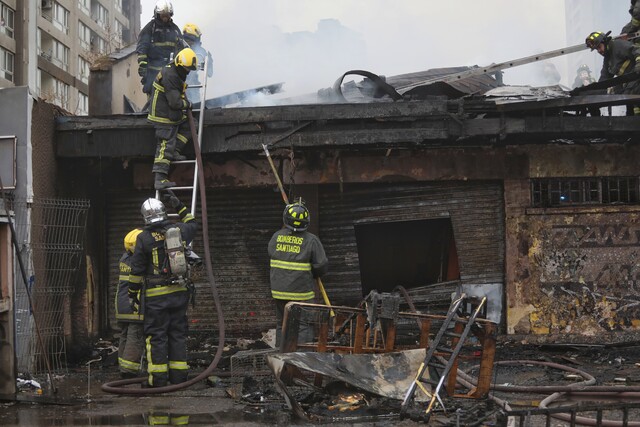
[
  {"left": 147, "top": 48, "right": 198, "bottom": 190},
  {"left": 268, "top": 200, "right": 328, "bottom": 346},
  {"left": 621, "top": 1, "right": 640, "bottom": 38},
  {"left": 116, "top": 228, "right": 144, "bottom": 378},
  {"left": 572, "top": 64, "right": 596, "bottom": 89},
  {"left": 572, "top": 64, "right": 602, "bottom": 117},
  {"left": 586, "top": 31, "right": 640, "bottom": 115},
  {"left": 136, "top": 0, "right": 185, "bottom": 96},
  {"left": 182, "top": 23, "right": 214, "bottom": 103},
  {"left": 127, "top": 194, "right": 198, "bottom": 388}
]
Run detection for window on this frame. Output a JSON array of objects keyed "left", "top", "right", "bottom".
[
  {"left": 0, "top": 46, "right": 14, "bottom": 82},
  {"left": 77, "top": 92, "right": 88, "bottom": 115},
  {"left": 52, "top": 39, "right": 69, "bottom": 71},
  {"left": 94, "top": 3, "right": 109, "bottom": 31},
  {"left": 114, "top": 0, "right": 122, "bottom": 13},
  {"left": 52, "top": 2, "right": 69, "bottom": 34},
  {"left": 114, "top": 19, "right": 123, "bottom": 47},
  {"left": 92, "top": 35, "right": 106, "bottom": 54},
  {"left": 78, "top": 57, "right": 90, "bottom": 84},
  {"left": 78, "top": 21, "right": 91, "bottom": 50},
  {"left": 53, "top": 78, "right": 69, "bottom": 109},
  {"left": 78, "top": 0, "right": 90, "bottom": 16},
  {"left": 531, "top": 177, "right": 640, "bottom": 207},
  {"left": 0, "top": 2, "right": 15, "bottom": 38}
]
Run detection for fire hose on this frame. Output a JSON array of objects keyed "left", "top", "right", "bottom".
[
  {"left": 102, "top": 109, "right": 225, "bottom": 394},
  {"left": 396, "top": 287, "right": 640, "bottom": 426}
]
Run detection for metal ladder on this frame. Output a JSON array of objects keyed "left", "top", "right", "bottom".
[
  {"left": 155, "top": 54, "right": 209, "bottom": 219},
  {"left": 400, "top": 293, "right": 487, "bottom": 422}
]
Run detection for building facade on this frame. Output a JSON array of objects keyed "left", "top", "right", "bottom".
[{"left": 0, "top": 0, "right": 140, "bottom": 115}]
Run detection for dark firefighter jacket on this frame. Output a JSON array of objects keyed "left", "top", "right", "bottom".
[
  {"left": 622, "top": 0, "right": 640, "bottom": 35},
  {"left": 268, "top": 228, "right": 328, "bottom": 301},
  {"left": 137, "top": 18, "right": 184, "bottom": 76},
  {"left": 147, "top": 63, "right": 191, "bottom": 125},
  {"left": 127, "top": 204, "right": 198, "bottom": 298},
  {"left": 115, "top": 251, "right": 144, "bottom": 322},
  {"left": 598, "top": 39, "right": 640, "bottom": 94}
]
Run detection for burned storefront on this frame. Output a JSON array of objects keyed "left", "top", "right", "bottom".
[{"left": 54, "top": 69, "right": 640, "bottom": 345}]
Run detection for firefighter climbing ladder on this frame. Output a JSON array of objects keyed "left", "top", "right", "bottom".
[
  {"left": 400, "top": 293, "right": 487, "bottom": 422},
  {"left": 155, "top": 54, "right": 209, "bottom": 218}
]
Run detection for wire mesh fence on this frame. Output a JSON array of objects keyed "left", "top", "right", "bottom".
[{"left": 11, "top": 197, "right": 90, "bottom": 374}]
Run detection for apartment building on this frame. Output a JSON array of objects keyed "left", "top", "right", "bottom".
[{"left": 0, "top": 0, "right": 140, "bottom": 115}]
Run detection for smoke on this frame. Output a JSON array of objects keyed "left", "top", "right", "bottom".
[{"left": 139, "top": 1, "right": 612, "bottom": 103}]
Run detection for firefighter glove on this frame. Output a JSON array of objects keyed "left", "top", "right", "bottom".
[
  {"left": 163, "top": 191, "right": 182, "bottom": 210},
  {"left": 138, "top": 62, "right": 147, "bottom": 77}
]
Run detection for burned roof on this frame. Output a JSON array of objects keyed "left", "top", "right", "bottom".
[{"left": 318, "top": 66, "right": 502, "bottom": 103}]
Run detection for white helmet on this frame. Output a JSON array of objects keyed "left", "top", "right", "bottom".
[
  {"left": 154, "top": 0, "right": 173, "bottom": 17},
  {"left": 141, "top": 198, "right": 167, "bottom": 225}
]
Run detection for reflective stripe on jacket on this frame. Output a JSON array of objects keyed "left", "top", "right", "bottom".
[
  {"left": 268, "top": 228, "right": 328, "bottom": 301},
  {"left": 115, "top": 252, "right": 144, "bottom": 322},
  {"left": 127, "top": 210, "right": 198, "bottom": 295},
  {"left": 136, "top": 18, "right": 184, "bottom": 69},
  {"left": 147, "top": 63, "right": 190, "bottom": 125}
]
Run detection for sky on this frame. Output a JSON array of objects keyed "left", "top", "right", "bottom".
[{"left": 138, "top": 0, "right": 625, "bottom": 101}]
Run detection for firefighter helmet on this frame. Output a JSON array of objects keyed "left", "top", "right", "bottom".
[
  {"left": 585, "top": 31, "right": 608, "bottom": 50},
  {"left": 283, "top": 201, "right": 310, "bottom": 232},
  {"left": 577, "top": 64, "right": 591, "bottom": 73},
  {"left": 175, "top": 48, "right": 198, "bottom": 70},
  {"left": 183, "top": 23, "right": 202, "bottom": 43},
  {"left": 154, "top": 0, "right": 173, "bottom": 17},
  {"left": 124, "top": 228, "right": 143, "bottom": 253},
  {"left": 141, "top": 198, "right": 167, "bottom": 225}
]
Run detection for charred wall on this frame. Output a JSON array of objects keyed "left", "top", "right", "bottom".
[{"left": 505, "top": 144, "right": 640, "bottom": 339}]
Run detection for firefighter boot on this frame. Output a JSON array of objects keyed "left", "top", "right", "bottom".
[{"left": 154, "top": 173, "right": 176, "bottom": 190}]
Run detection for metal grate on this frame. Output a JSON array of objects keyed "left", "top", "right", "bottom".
[
  {"left": 12, "top": 197, "right": 90, "bottom": 374},
  {"left": 230, "top": 348, "right": 279, "bottom": 383}
]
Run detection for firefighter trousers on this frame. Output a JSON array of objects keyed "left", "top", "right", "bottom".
[
  {"left": 118, "top": 321, "right": 144, "bottom": 374},
  {"left": 144, "top": 290, "right": 190, "bottom": 387},
  {"left": 151, "top": 122, "right": 191, "bottom": 175}
]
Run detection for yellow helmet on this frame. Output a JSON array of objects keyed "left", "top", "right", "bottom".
[
  {"left": 124, "top": 228, "right": 143, "bottom": 253},
  {"left": 183, "top": 23, "right": 202, "bottom": 40},
  {"left": 175, "top": 48, "right": 198, "bottom": 70}
]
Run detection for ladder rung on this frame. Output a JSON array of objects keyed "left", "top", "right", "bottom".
[
  {"left": 172, "top": 159, "right": 196, "bottom": 165},
  {"left": 167, "top": 213, "right": 179, "bottom": 218},
  {"left": 444, "top": 331, "right": 462, "bottom": 338},
  {"left": 428, "top": 362, "right": 447, "bottom": 370},
  {"left": 418, "top": 378, "right": 439, "bottom": 386},
  {"left": 166, "top": 186, "right": 194, "bottom": 191},
  {"left": 436, "top": 346, "right": 454, "bottom": 354}
]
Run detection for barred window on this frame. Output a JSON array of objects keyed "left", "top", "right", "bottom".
[{"left": 531, "top": 177, "right": 640, "bottom": 207}]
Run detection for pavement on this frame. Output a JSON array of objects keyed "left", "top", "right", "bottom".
[{"left": 2, "top": 339, "right": 640, "bottom": 426}]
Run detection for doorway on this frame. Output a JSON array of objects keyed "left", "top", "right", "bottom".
[{"left": 354, "top": 218, "right": 459, "bottom": 295}]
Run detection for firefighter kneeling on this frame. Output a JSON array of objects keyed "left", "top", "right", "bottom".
[{"left": 126, "top": 191, "right": 198, "bottom": 388}]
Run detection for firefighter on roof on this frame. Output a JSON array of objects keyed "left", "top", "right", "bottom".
[
  {"left": 268, "top": 200, "right": 328, "bottom": 346},
  {"left": 127, "top": 193, "right": 198, "bottom": 388},
  {"left": 136, "top": 0, "right": 185, "bottom": 96},
  {"left": 116, "top": 228, "right": 144, "bottom": 378},
  {"left": 182, "top": 23, "right": 214, "bottom": 103},
  {"left": 147, "top": 48, "right": 198, "bottom": 190},
  {"left": 586, "top": 31, "right": 640, "bottom": 115}
]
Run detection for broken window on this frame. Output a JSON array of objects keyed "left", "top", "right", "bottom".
[
  {"left": 354, "top": 218, "right": 459, "bottom": 295},
  {"left": 531, "top": 177, "right": 640, "bottom": 207}
]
